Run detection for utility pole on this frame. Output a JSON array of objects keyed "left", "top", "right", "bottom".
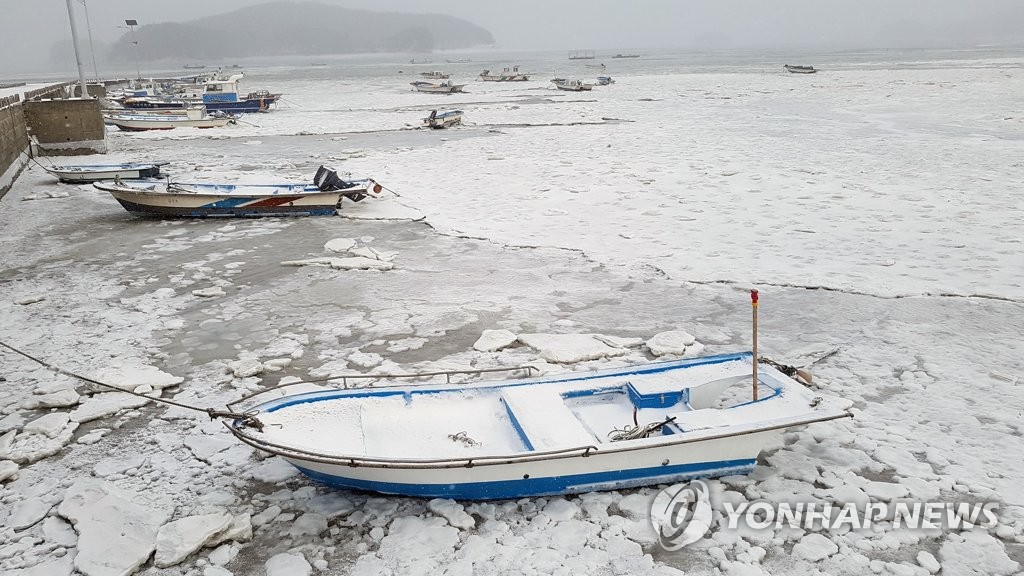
[
  {"left": 125, "top": 19, "right": 141, "bottom": 82},
  {"left": 78, "top": 0, "right": 100, "bottom": 83},
  {"left": 64, "top": 0, "right": 90, "bottom": 98}
]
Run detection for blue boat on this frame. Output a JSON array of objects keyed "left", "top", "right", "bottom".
[{"left": 199, "top": 73, "right": 280, "bottom": 113}]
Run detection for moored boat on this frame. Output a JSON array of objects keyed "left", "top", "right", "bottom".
[
  {"left": 612, "top": 53, "right": 640, "bottom": 59},
  {"left": 784, "top": 64, "right": 817, "bottom": 74},
  {"left": 479, "top": 67, "right": 529, "bottom": 82},
  {"left": 103, "top": 108, "right": 236, "bottom": 131},
  {"left": 226, "top": 352, "right": 852, "bottom": 500},
  {"left": 551, "top": 78, "right": 594, "bottom": 91},
  {"left": 596, "top": 76, "right": 615, "bottom": 86},
  {"left": 45, "top": 162, "right": 170, "bottom": 183},
  {"left": 423, "top": 109, "right": 463, "bottom": 129},
  {"left": 410, "top": 81, "right": 466, "bottom": 94},
  {"left": 93, "top": 166, "right": 381, "bottom": 218},
  {"left": 420, "top": 71, "right": 450, "bottom": 79}
]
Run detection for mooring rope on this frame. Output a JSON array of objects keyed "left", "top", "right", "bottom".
[{"left": 0, "top": 341, "right": 264, "bottom": 431}]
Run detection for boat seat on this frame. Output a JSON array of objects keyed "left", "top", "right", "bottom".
[
  {"left": 501, "top": 388, "right": 595, "bottom": 452},
  {"left": 665, "top": 408, "right": 739, "bottom": 433}
]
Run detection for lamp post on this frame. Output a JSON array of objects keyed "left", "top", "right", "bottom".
[
  {"left": 64, "top": 0, "right": 90, "bottom": 98},
  {"left": 125, "top": 19, "right": 141, "bottom": 82},
  {"left": 77, "top": 0, "right": 100, "bottom": 83}
]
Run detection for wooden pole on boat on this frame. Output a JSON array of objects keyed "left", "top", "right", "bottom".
[{"left": 751, "top": 289, "right": 759, "bottom": 401}]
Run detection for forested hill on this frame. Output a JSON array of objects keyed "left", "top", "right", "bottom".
[{"left": 108, "top": 1, "right": 494, "bottom": 60}]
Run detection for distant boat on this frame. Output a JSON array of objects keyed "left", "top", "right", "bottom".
[
  {"left": 585, "top": 63, "right": 606, "bottom": 70},
  {"left": 94, "top": 166, "right": 381, "bottom": 218},
  {"left": 551, "top": 78, "right": 594, "bottom": 92},
  {"left": 423, "top": 109, "right": 463, "bottom": 129},
  {"left": 612, "top": 54, "right": 640, "bottom": 59},
  {"left": 183, "top": 64, "right": 206, "bottom": 70},
  {"left": 419, "top": 71, "right": 451, "bottom": 79},
  {"left": 445, "top": 58, "right": 471, "bottom": 64},
  {"left": 783, "top": 64, "right": 817, "bottom": 74},
  {"left": 410, "top": 81, "right": 466, "bottom": 94},
  {"left": 596, "top": 76, "right": 615, "bottom": 86},
  {"left": 45, "top": 162, "right": 169, "bottom": 183},
  {"left": 479, "top": 67, "right": 529, "bottom": 82},
  {"left": 568, "top": 50, "right": 595, "bottom": 60}
]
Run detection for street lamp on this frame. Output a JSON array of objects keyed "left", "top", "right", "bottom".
[
  {"left": 77, "top": 0, "right": 100, "bottom": 83},
  {"left": 64, "top": 0, "right": 90, "bottom": 98},
  {"left": 124, "top": 18, "right": 141, "bottom": 82}
]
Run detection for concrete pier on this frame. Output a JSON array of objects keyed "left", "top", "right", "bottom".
[{"left": 23, "top": 97, "right": 106, "bottom": 155}]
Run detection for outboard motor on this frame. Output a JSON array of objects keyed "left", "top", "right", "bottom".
[{"left": 315, "top": 165, "right": 367, "bottom": 202}]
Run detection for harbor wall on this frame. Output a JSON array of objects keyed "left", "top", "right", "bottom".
[
  {"left": 0, "top": 94, "right": 29, "bottom": 199},
  {"left": 23, "top": 96, "right": 106, "bottom": 156}
]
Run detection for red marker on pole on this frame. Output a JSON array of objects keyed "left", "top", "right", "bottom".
[{"left": 751, "top": 289, "right": 759, "bottom": 401}]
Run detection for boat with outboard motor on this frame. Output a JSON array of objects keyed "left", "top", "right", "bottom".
[{"left": 93, "top": 166, "right": 381, "bottom": 218}]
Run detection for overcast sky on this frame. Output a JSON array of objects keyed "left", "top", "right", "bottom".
[{"left": 2, "top": 0, "right": 1022, "bottom": 74}]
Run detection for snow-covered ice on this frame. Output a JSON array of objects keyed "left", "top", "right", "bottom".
[{"left": 0, "top": 48, "right": 1022, "bottom": 576}]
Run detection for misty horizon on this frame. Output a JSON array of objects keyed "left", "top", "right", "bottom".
[{"left": 2, "top": 0, "right": 1023, "bottom": 76}]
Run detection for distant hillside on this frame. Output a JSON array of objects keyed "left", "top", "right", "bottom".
[{"left": 107, "top": 1, "right": 494, "bottom": 61}]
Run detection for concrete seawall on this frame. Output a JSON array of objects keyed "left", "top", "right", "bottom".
[{"left": 0, "top": 94, "right": 29, "bottom": 199}]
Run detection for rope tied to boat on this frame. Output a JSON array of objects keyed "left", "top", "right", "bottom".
[{"left": 0, "top": 340, "right": 265, "bottom": 431}]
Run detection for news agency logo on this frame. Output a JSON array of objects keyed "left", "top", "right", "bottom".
[
  {"left": 651, "top": 481, "right": 1000, "bottom": 550},
  {"left": 650, "top": 480, "right": 713, "bottom": 551}
]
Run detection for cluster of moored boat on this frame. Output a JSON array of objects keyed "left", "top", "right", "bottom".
[{"left": 102, "top": 70, "right": 281, "bottom": 131}]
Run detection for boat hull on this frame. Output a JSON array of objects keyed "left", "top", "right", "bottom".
[
  {"left": 284, "top": 433, "right": 768, "bottom": 500},
  {"left": 48, "top": 163, "right": 167, "bottom": 183},
  {"left": 106, "top": 117, "right": 233, "bottom": 131},
  {"left": 94, "top": 178, "right": 376, "bottom": 218},
  {"left": 204, "top": 96, "right": 278, "bottom": 113}
]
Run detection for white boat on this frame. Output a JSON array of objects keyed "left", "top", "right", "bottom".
[
  {"left": 423, "top": 109, "right": 463, "bottom": 129},
  {"left": 104, "top": 108, "right": 235, "bottom": 131},
  {"left": 479, "top": 67, "right": 530, "bottom": 82},
  {"left": 596, "top": 76, "right": 615, "bottom": 86},
  {"left": 419, "top": 71, "right": 450, "bottom": 79},
  {"left": 784, "top": 64, "right": 817, "bottom": 74},
  {"left": 551, "top": 78, "right": 594, "bottom": 92},
  {"left": 410, "top": 81, "right": 467, "bottom": 94},
  {"left": 226, "top": 352, "right": 852, "bottom": 500},
  {"left": 93, "top": 166, "right": 381, "bottom": 218},
  {"left": 45, "top": 162, "right": 170, "bottom": 183}
]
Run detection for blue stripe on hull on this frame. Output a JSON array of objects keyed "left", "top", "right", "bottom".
[{"left": 291, "top": 458, "right": 756, "bottom": 500}]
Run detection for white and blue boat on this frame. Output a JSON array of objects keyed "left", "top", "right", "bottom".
[
  {"left": 198, "top": 73, "right": 280, "bottom": 113},
  {"left": 227, "top": 352, "right": 852, "bottom": 500},
  {"left": 93, "top": 166, "right": 381, "bottom": 218},
  {"left": 45, "top": 161, "right": 169, "bottom": 183}
]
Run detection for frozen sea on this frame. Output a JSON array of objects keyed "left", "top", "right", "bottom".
[{"left": 1, "top": 47, "right": 1022, "bottom": 576}]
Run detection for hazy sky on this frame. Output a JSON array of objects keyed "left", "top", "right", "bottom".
[{"left": 2, "top": 0, "right": 1022, "bottom": 74}]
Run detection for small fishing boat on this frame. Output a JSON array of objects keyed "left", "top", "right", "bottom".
[
  {"left": 423, "top": 109, "right": 463, "bottom": 129},
  {"left": 612, "top": 54, "right": 640, "bottom": 59},
  {"left": 410, "top": 81, "right": 467, "bottom": 94},
  {"left": 784, "top": 64, "right": 817, "bottom": 74},
  {"left": 420, "top": 71, "right": 450, "bottom": 79},
  {"left": 121, "top": 97, "right": 189, "bottom": 110},
  {"left": 45, "top": 162, "right": 170, "bottom": 183},
  {"left": 585, "top": 63, "right": 607, "bottom": 70},
  {"left": 93, "top": 166, "right": 381, "bottom": 218},
  {"left": 104, "top": 108, "right": 235, "bottom": 131},
  {"left": 226, "top": 351, "right": 852, "bottom": 500},
  {"left": 596, "top": 76, "right": 615, "bottom": 86},
  {"left": 551, "top": 78, "right": 594, "bottom": 92},
  {"left": 478, "top": 68, "right": 530, "bottom": 82}
]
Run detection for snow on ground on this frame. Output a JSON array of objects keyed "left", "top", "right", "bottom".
[{"left": 1, "top": 49, "right": 1023, "bottom": 576}]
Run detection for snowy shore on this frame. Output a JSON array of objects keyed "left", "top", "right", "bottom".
[{"left": 1, "top": 52, "right": 1022, "bottom": 575}]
